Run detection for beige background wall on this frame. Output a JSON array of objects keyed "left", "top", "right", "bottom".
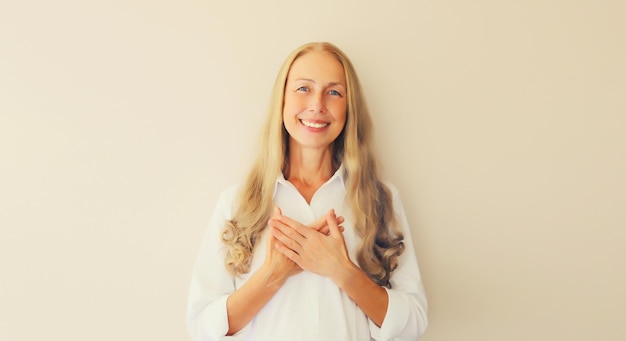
[{"left": 1, "top": 1, "right": 624, "bottom": 340}]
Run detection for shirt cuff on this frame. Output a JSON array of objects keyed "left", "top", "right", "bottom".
[
  {"left": 368, "top": 287, "right": 410, "bottom": 340},
  {"left": 197, "top": 294, "right": 229, "bottom": 340},
  {"left": 195, "top": 294, "right": 250, "bottom": 340}
]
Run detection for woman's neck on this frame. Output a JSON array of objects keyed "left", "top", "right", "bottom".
[
  {"left": 286, "top": 147, "right": 334, "bottom": 183},
  {"left": 284, "top": 144, "right": 336, "bottom": 202}
]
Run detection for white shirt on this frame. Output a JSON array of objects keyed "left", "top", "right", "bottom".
[{"left": 187, "top": 167, "right": 428, "bottom": 340}]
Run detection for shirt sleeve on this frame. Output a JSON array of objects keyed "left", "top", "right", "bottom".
[
  {"left": 368, "top": 184, "right": 428, "bottom": 340},
  {"left": 186, "top": 186, "right": 250, "bottom": 341}
]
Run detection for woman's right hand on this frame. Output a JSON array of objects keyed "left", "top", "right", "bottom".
[
  {"left": 226, "top": 206, "right": 305, "bottom": 335},
  {"left": 261, "top": 207, "right": 302, "bottom": 287}
]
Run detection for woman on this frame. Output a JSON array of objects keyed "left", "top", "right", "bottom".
[{"left": 187, "top": 42, "right": 427, "bottom": 340}]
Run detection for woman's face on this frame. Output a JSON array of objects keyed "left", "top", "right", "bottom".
[{"left": 283, "top": 51, "right": 347, "bottom": 152}]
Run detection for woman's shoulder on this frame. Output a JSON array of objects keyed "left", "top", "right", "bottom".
[
  {"left": 212, "top": 184, "right": 242, "bottom": 218},
  {"left": 218, "top": 184, "right": 242, "bottom": 201}
]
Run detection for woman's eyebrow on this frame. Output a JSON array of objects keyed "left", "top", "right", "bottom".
[
  {"left": 293, "top": 78, "right": 345, "bottom": 87},
  {"left": 327, "top": 82, "right": 346, "bottom": 88}
]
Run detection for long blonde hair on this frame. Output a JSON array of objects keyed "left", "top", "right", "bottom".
[{"left": 221, "top": 42, "right": 404, "bottom": 287}]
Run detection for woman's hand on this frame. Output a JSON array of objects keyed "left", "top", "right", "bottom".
[
  {"left": 262, "top": 208, "right": 345, "bottom": 286},
  {"left": 261, "top": 207, "right": 302, "bottom": 287},
  {"left": 269, "top": 209, "right": 352, "bottom": 284},
  {"left": 308, "top": 212, "right": 345, "bottom": 235}
]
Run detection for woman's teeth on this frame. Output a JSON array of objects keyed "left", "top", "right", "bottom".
[{"left": 300, "top": 120, "right": 329, "bottom": 128}]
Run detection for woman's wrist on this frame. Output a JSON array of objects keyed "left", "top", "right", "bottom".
[
  {"left": 258, "top": 263, "right": 288, "bottom": 290},
  {"left": 333, "top": 258, "right": 360, "bottom": 290}
]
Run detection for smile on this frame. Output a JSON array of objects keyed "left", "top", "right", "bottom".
[{"left": 300, "top": 119, "right": 329, "bottom": 128}]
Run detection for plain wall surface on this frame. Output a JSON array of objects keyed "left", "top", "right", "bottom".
[{"left": 1, "top": 1, "right": 625, "bottom": 340}]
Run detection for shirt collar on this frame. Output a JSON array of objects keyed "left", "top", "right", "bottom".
[{"left": 273, "top": 163, "right": 346, "bottom": 198}]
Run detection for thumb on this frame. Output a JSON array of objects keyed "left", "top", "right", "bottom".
[
  {"left": 326, "top": 209, "right": 341, "bottom": 237},
  {"left": 273, "top": 206, "right": 282, "bottom": 219}
]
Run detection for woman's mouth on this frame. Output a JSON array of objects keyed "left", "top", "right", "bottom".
[{"left": 299, "top": 119, "right": 329, "bottom": 128}]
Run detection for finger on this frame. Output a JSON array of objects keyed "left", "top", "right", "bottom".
[
  {"left": 269, "top": 207, "right": 281, "bottom": 227},
  {"left": 319, "top": 225, "right": 345, "bottom": 236},
  {"left": 271, "top": 226, "right": 303, "bottom": 253},
  {"left": 318, "top": 226, "right": 329, "bottom": 235},
  {"left": 277, "top": 215, "right": 313, "bottom": 238},
  {"left": 272, "top": 206, "right": 282, "bottom": 219},
  {"left": 270, "top": 219, "right": 307, "bottom": 245},
  {"left": 318, "top": 225, "right": 330, "bottom": 235},
  {"left": 274, "top": 240, "right": 302, "bottom": 265},
  {"left": 308, "top": 215, "right": 326, "bottom": 230},
  {"left": 327, "top": 209, "right": 341, "bottom": 237},
  {"left": 310, "top": 214, "right": 344, "bottom": 231},
  {"left": 318, "top": 222, "right": 345, "bottom": 236},
  {"left": 329, "top": 216, "right": 345, "bottom": 228},
  {"left": 267, "top": 207, "right": 282, "bottom": 249}
]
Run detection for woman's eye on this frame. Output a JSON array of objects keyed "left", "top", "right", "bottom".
[
  {"left": 296, "top": 86, "right": 309, "bottom": 92},
  {"left": 329, "top": 89, "right": 342, "bottom": 96}
]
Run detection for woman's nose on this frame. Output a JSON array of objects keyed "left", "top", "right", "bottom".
[{"left": 308, "top": 92, "right": 326, "bottom": 113}]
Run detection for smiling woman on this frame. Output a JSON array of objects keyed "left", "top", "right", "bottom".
[
  {"left": 282, "top": 51, "right": 347, "bottom": 154},
  {"left": 186, "top": 42, "right": 428, "bottom": 341}
]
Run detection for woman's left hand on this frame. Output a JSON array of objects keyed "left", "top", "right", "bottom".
[{"left": 269, "top": 209, "right": 353, "bottom": 283}]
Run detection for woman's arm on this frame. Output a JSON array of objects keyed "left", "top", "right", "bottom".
[
  {"left": 371, "top": 185, "right": 428, "bottom": 340},
  {"left": 225, "top": 208, "right": 301, "bottom": 334},
  {"left": 333, "top": 258, "right": 390, "bottom": 326},
  {"left": 187, "top": 187, "right": 240, "bottom": 340},
  {"left": 189, "top": 197, "right": 347, "bottom": 339}
]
